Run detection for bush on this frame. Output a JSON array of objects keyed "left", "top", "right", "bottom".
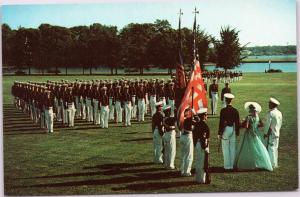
[
  {"left": 266, "top": 69, "right": 282, "bottom": 73},
  {"left": 15, "top": 70, "right": 26, "bottom": 75}
]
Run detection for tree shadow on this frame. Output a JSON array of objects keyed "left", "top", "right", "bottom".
[
  {"left": 83, "top": 162, "right": 154, "bottom": 170},
  {"left": 112, "top": 180, "right": 198, "bottom": 191},
  {"left": 120, "top": 138, "right": 153, "bottom": 142},
  {"left": 209, "top": 166, "right": 267, "bottom": 173}
]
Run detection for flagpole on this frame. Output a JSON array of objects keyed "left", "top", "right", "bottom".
[
  {"left": 191, "top": 87, "right": 194, "bottom": 110},
  {"left": 193, "top": 7, "right": 199, "bottom": 63},
  {"left": 178, "top": 9, "right": 183, "bottom": 66}
]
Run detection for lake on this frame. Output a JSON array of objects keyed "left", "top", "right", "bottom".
[{"left": 205, "top": 62, "right": 297, "bottom": 73}]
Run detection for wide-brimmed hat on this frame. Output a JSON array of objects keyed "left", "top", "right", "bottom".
[
  {"left": 269, "top": 97, "right": 280, "bottom": 106},
  {"left": 244, "top": 102, "right": 262, "bottom": 113},
  {"left": 197, "top": 108, "right": 208, "bottom": 115},
  {"left": 224, "top": 93, "right": 235, "bottom": 99}
]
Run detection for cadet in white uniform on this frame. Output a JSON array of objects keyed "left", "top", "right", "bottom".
[
  {"left": 218, "top": 93, "right": 240, "bottom": 170},
  {"left": 152, "top": 101, "right": 164, "bottom": 164},
  {"left": 263, "top": 97, "right": 282, "bottom": 168},
  {"left": 100, "top": 87, "right": 109, "bottom": 129}
]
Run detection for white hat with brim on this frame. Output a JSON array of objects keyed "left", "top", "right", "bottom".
[
  {"left": 224, "top": 93, "right": 235, "bottom": 99},
  {"left": 269, "top": 97, "right": 280, "bottom": 106},
  {"left": 197, "top": 108, "right": 208, "bottom": 114},
  {"left": 155, "top": 101, "right": 163, "bottom": 107},
  {"left": 244, "top": 102, "right": 262, "bottom": 113}
]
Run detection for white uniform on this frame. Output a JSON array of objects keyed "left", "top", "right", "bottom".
[
  {"left": 211, "top": 92, "right": 218, "bottom": 114},
  {"left": 150, "top": 95, "right": 156, "bottom": 116},
  {"left": 195, "top": 142, "right": 207, "bottom": 183},
  {"left": 124, "top": 101, "right": 132, "bottom": 126},
  {"left": 93, "top": 99, "right": 99, "bottom": 124},
  {"left": 180, "top": 131, "right": 194, "bottom": 176},
  {"left": 163, "top": 127, "right": 176, "bottom": 169},
  {"left": 131, "top": 95, "right": 137, "bottom": 119},
  {"left": 67, "top": 102, "right": 76, "bottom": 127},
  {"left": 222, "top": 126, "right": 236, "bottom": 169},
  {"left": 100, "top": 105, "right": 109, "bottom": 128},
  {"left": 109, "top": 97, "right": 115, "bottom": 120},
  {"left": 138, "top": 98, "right": 145, "bottom": 121},
  {"left": 86, "top": 98, "right": 93, "bottom": 122},
  {"left": 45, "top": 107, "right": 54, "bottom": 133},
  {"left": 153, "top": 128, "right": 163, "bottom": 164},
  {"left": 264, "top": 107, "right": 282, "bottom": 168},
  {"left": 115, "top": 100, "right": 122, "bottom": 123}
]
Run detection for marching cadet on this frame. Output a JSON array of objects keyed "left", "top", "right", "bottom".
[
  {"left": 80, "top": 83, "right": 87, "bottom": 120},
  {"left": 100, "top": 86, "right": 109, "bottom": 129},
  {"left": 74, "top": 82, "right": 81, "bottom": 118},
  {"left": 158, "top": 80, "right": 166, "bottom": 106},
  {"left": 129, "top": 81, "right": 137, "bottom": 119},
  {"left": 209, "top": 78, "right": 219, "bottom": 115},
  {"left": 137, "top": 83, "right": 146, "bottom": 122},
  {"left": 108, "top": 81, "right": 115, "bottom": 121},
  {"left": 162, "top": 105, "right": 177, "bottom": 169},
  {"left": 152, "top": 101, "right": 164, "bottom": 164},
  {"left": 148, "top": 80, "right": 157, "bottom": 116},
  {"left": 143, "top": 80, "right": 149, "bottom": 115},
  {"left": 263, "top": 97, "right": 282, "bottom": 168},
  {"left": 39, "top": 86, "right": 47, "bottom": 129},
  {"left": 44, "top": 90, "right": 54, "bottom": 133},
  {"left": 218, "top": 93, "right": 240, "bottom": 171},
  {"left": 123, "top": 85, "right": 132, "bottom": 126},
  {"left": 180, "top": 108, "right": 196, "bottom": 176},
  {"left": 93, "top": 84, "right": 101, "bottom": 125},
  {"left": 193, "top": 108, "right": 210, "bottom": 184},
  {"left": 65, "top": 87, "right": 76, "bottom": 127},
  {"left": 221, "top": 83, "right": 231, "bottom": 108},
  {"left": 115, "top": 85, "right": 123, "bottom": 123},
  {"left": 167, "top": 82, "right": 176, "bottom": 117},
  {"left": 85, "top": 83, "right": 93, "bottom": 122},
  {"left": 92, "top": 83, "right": 100, "bottom": 125}
]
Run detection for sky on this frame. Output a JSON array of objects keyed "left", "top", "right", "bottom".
[{"left": 1, "top": 0, "right": 297, "bottom": 46}]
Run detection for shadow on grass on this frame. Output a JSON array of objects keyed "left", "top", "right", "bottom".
[
  {"left": 120, "top": 138, "right": 153, "bottom": 142},
  {"left": 83, "top": 162, "right": 153, "bottom": 170},
  {"left": 209, "top": 166, "right": 266, "bottom": 173},
  {"left": 112, "top": 180, "right": 198, "bottom": 191},
  {"left": 19, "top": 171, "right": 182, "bottom": 188}
]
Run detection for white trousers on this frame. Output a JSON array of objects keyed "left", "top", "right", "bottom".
[
  {"left": 138, "top": 99, "right": 145, "bottom": 121},
  {"left": 131, "top": 96, "right": 137, "bottom": 119},
  {"left": 211, "top": 92, "right": 218, "bottom": 114},
  {"left": 124, "top": 102, "right": 132, "bottom": 126},
  {"left": 100, "top": 105, "right": 109, "bottom": 128},
  {"left": 168, "top": 99, "right": 175, "bottom": 117},
  {"left": 180, "top": 133, "right": 194, "bottom": 176},
  {"left": 81, "top": 102, "right": 86, "bottom": 120},
  {"left": 57, "top": 100, "right": 63, "bottom": 121},
  {"left": 75, "top": 96, "right": 81, "bottom": 117},
  {"left": 45, "top": 108, "right": 54, "bottom": 133},
  {"left": 163, "top": 130, "right": 176, "bottom": 169},
  {"left": 195, "top": 142, "right": 206, "bottom": 183},
  {"left": 109, "top": 98, "right": 115, "bottom": 120},
  {"left": 145, "top": 93, "right": 149, "bottom": 115},
  {"left": 222, "top": 100, "right": 227, "bottom": 108},
  {"left": 67, "top": 103, "right": 76, "bottom": 127},
  {"left": 86, "top": 99, "right": 93, "bottom": 122},
  {"left": 115, "top": 101, "right": 122, "bottom": 123},
  {"left": 153, "top": 129, "right": 163, "bottom": 163},
  {"left": 40, "top": 110, "right": 45, "bottom": 129},
  {"left": 222, "top": 126, "right": 236, "bottom": 169},
  {"left": 267, "top": 135, "right": 279, "bottom": 168},
  {"left": 93, "top": 100, "right": 99, "bottom": 124},
  {"left": 150, "top": 96, "right": 156, "bottom": 116},
  {"left": 160, "top": 97, "right": 166, "bottom": 106},
  {"left": 63, "top": 106, "right": 68, "bottom": 124}
]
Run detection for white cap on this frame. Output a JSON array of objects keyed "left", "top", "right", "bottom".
[
  {"left": 224, "top": 93, "right": 235, "bottom": 99},
  {"left": 269, "top": 97, "right": 280, "bottom": 106},
  {"left": 155, "top": 101, "right": 163, "bottom": 107},
  {"left": 244, "top": 102, "right": 262, "bottom": 113},
  {"left": 197, "top": 108, "right": 208, "bottom": 114},
  {"left": 163, "top": 105, "right": 171, "bottom": 111}
]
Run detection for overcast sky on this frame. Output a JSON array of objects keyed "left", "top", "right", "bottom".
[{"left": 2, "top": 0, "right": 297, "bottom": 46}]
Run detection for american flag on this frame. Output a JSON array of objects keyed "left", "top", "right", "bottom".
[{"left": 177, "top": 60, "right": 208, "bottom": 130}]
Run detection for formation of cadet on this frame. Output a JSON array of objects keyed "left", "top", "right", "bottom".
[
  {"left": 202, "top": 70, "right": 243, "bottom": 84},
  {"left": 11, "top": 77, "right": 178, "bottom": 133}
]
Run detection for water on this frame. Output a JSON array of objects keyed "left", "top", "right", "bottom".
[
  {"left": 205, "top": 62, "right": 297, "bottom": 73},
  {"left": 247, "top": 55, "right": 297, "bottom": 60}
]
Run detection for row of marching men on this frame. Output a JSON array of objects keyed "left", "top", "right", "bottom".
[
  {"left": 11, "top": 78, "right": 178, "bottom": 133},
  {"left": 202, "top": 70, "right": 243, "bottom": 84},
  {"left": 152, "top": 101, "right": 211, "bottom": 184}
]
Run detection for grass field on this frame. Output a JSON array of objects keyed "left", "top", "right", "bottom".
[{"left": 2, "top": 73, "right": 298, "bottom": 195}]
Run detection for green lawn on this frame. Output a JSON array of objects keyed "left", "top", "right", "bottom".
[{"left": 2, "top": 73, "right": 298, "bottom": 195}]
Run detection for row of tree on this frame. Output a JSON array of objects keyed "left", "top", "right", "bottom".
[
  {"left": 246, "top": 45, "right": 296, "bottom": 56},
  {"left": 2, "top": 19, "right": 244, "bottom": 75}
]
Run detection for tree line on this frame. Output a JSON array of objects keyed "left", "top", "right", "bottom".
[
  {"left": 2, "top": 19, "right": 244, "bottom": 75},
  {"left": 246, "top": 45, "right": 296, "bottom": 56}
]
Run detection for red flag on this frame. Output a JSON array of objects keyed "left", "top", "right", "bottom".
[
  {"left": 176, "top": 64, "right": 186, "bottom": 89},
  {"left": 177, "top": 60, "right": 208, "bottom": 130}
]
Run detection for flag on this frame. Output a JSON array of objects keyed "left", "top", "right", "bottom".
[
  {"left": 176, "top": 64, "right": 186, "bottom": 89},
  {"left": 177, "top": 60, "right": 208, "bottom": 130}
]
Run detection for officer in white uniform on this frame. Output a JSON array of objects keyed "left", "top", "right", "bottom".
[
  {"left": 263, "top": 97, "right": 282, "bottom": 168},
  {"left": 218, "top": 93, "right": 240, "bottom": 171},
  {"left": 162, "top": 105, "right": 177, "bottom": 169},
  {"left": 180, "top": 108, "right": 196, "bottom": 176}
]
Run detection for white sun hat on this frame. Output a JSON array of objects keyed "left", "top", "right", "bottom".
[
  {"left": 197, "top": 108, "right": 208, "bottom": 114},
  {"left": 244, "top": 102, "right": 262, "bottom": 113},
  {"left": 224, "top": 93, "right": 235, "bottom": 99},
  {"left": 269, "top": 97, "right": 280, "bottom": 106}
]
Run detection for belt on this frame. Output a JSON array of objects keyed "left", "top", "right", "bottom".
[
  {"left": 183, "top": 130, "right": 192, "bottom": 135},
  {"left": 225, "top": 124, "right": 234, "bottom": 127}
]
